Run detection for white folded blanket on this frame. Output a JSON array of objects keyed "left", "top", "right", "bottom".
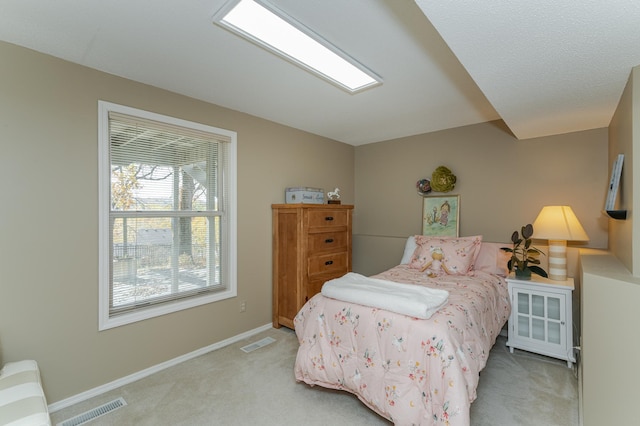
[{"left": 321, "top": 272, "right": 449, "bottom": 319}]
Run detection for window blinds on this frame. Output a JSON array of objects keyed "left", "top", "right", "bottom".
[{"left": 107, "top": 110, "right": 228, "bottom": 315}]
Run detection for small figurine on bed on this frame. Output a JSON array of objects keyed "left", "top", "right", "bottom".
[{"left": 420, "top": 247, "right": 450, "bottom": 277}]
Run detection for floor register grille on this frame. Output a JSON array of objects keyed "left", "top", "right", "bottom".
[
  {"left": 57, "top": 397, "right": 127, "bottom": 426},
  {"left": 240, "top": 336, "right": 276, "bottom": 353}
]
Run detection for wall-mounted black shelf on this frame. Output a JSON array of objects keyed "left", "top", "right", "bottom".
[{"left": 606, "top": 210, "right": 627, "bottom": 220}]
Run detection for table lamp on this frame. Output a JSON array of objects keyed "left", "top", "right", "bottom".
[{"left": 532, "top": 206, "right": 589, "bottom": 281}]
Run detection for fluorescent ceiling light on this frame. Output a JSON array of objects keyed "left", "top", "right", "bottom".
[{"left": 213, "top": 0, "right": 382, "bottom": 93}]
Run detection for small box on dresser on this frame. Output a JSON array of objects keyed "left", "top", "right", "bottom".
[
  {"left": 284, "top": 187, "right": 324, "bottom": 204},
  {"left": 272, "top": 203, "right": 353, "bottom": 329},
  {"left": 506, "top": 274, "right": 575, "bottom": 367}
]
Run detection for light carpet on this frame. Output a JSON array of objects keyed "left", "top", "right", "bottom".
[{"left": 50, "top": 327, "right": 578, "bottom": 425}]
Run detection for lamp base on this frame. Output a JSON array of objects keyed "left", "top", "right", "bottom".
[{"left": 547, "top": 239, "right": 567, "bottom": 281}]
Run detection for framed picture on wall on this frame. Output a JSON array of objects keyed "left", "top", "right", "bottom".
[{"left": 422, "top": 195, "right": 459, "bottom": 237}]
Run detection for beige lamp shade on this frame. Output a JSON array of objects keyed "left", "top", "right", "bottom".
[
  {"left": 532, "top": 206, "right": 589, "bottom": 241},
  {"left": 532, "top": 206, "right": 589, "bottom": 281}
]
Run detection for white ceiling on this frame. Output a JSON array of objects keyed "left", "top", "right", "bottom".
[
  {"left": 0, "top": 0, "right": 638, "bottom": 145},
  {"left": 416, "top": 0, "right": 640, "bottom": 140}
]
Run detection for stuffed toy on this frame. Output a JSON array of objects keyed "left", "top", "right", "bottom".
[{"left": 420, "top": 247, "right": 450, "bottom": 277}]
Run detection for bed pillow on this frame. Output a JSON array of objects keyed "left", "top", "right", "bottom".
[
  {"left": 408, "top": 235, "right": 483, "bottom": 275},
  {"left": 400, "top": 236, "right": 417, "bottom": 264},
  {"left": 475, "top": 242, "right": 511, "bottom": 276}
]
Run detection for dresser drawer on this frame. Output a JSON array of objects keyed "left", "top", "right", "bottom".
[
  {"left": 306, "top": 272, "right": 344, "bottom": 302},
  {"left": 308, "top": 252, "right": 348, "bottom": 276},
  {"left": 306, "top": 277, "right": 325, "bottom": 302},
  {"left": 307, "top": 209, "right": 349, "bottom": 229},
  {"left": 307, "top": 231, "right": 348, "bottom": 253}
]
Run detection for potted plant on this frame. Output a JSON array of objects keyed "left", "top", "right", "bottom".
[{"left": 501, "top": 224, "right": 548, "bottom": 279}]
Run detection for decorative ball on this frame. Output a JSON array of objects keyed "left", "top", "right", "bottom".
[
  {"left": 431, "top": 166, "right": 457, "bottom": 192},
  {"left": 416, "top": 178, "right": 432, "bottom": 195}
]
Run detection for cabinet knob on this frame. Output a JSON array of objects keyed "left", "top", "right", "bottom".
[
  {"left": 325, "top": 260, "right": 334, "bottom": 266},
  {"left": 325, "top": 238, "right": 334, "bottom": 243},
  {"left": 325, "top": 216, "right": 334, "bottom": 221}
]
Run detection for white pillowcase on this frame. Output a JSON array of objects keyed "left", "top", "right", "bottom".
[{"left": 400, "top": 236, "right": 417, "bottom": 264}]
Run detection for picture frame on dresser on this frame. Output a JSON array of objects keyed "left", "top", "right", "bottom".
[{"left": 422, "top": 195, "right": 459, "bottom": 237}]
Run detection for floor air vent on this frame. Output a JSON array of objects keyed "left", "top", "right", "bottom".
[
  {"left": 57, "top": 397, "right": 127, "bottom": 426},
  {"left": 240, "top": 336, "right": 276, "bottom": 353}
]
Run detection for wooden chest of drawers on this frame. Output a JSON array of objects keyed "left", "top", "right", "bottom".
[{"left": 272, "top": 204, "right": 353, "bottom": 329}]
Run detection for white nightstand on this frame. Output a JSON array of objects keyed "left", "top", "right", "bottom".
[{"left": 506, "top": 274, "right": 575, "bottom": 367}]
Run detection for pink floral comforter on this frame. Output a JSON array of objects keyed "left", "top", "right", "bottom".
[{"left": 293, "top": 265, "right": 510, "bottom": 425}]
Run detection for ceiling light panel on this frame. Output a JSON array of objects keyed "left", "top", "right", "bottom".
[{"left": 213, "top": 0, "right": 382, "bottom": 93}]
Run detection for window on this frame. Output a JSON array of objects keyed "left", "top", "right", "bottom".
[{"left": 98, "top": 101, "right": 237, "bottom": 330}]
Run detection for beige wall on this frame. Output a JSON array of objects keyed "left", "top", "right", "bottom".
[
  {"left": 580, "top": 251, "right": 640, "bottom": 425},
  {"left": 0, "top": 41, "right": 354, "bottom": 403},
  {"left": 0, "top": 38, "right": 617, "bottom": 410},
  {"left": 608, "top": 65, "right": 638, "bottom": 274},
  {"left": 580, "top": 64, "right": 640, "bottom": 424},
  {"left": 353, "top": 120, "right": 609, "bottom": 277}
]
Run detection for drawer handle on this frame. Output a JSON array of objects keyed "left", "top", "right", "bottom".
[
  {"left": 325, "top": 216, "right": 334, "bottom": 221},
  {"left": 325, "top": 238, "right": 334, "bottom": 243},
  {"left": 325, "top": 260, "right": 334, "bottom": 265}
]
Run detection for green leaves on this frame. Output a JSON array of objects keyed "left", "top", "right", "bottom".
[
  {"left": 528, "top": 265, "right": 547, "bottom": 277},
  {"left": 502, "top": 224, "right": 548, "bottom": 278},
  {"left": 510, "top": 231, "right": 520, "bottom": 244}
]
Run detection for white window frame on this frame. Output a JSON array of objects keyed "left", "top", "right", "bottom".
[{"left": 98, "top": 101, "right": 237, "bottom": 330}]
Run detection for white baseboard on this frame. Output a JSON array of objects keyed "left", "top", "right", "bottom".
[{"left": 48, "top": 323, "right": 273, "bottom": 413}]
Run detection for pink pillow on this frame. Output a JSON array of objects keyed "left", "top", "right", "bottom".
[
  {"left": 474, "top": 242, "right": 511, "bottom": 276},
  {"left": 409, "top": 235, "right": 483, "bottom": 275}
]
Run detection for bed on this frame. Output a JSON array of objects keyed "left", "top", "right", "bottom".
[{"left": 293, "top": 236, "right": 511, "bottom": 425}]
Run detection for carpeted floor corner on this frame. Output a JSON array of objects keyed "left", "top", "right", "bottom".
[
  {"left": 470, "top": 335, "right": 578, "bottom": 425},
  {"left": 50, "top": 327, "right": 578, "bottom": 425}
]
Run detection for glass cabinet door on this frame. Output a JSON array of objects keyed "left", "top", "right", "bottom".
[
  {"left": 547, "top": 297, "right": 561, "bottom": 344},
  {"left": 515, "top": 288, "right": 565, "bottom": 347},
  {"left": 517, "top": 292, "right": 530, "bottom": 337}
]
